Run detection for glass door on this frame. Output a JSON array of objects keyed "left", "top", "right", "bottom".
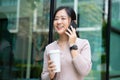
[
  {"left": 54, "top": 0, "right": 107, "bottom": 80},
  {"left": 0, "top": 0, "right": 50, "bottom": 80},
  {"left": 110, "top": 0, "right": 120, "bottom": 80},
  {"left": 13, "top": 0, "right": 50, "bottom": 79}
]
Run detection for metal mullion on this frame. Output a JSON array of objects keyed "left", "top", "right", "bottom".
[
  {"left": 111, "top": 27, "right": 120, "bottom": 35},
  {"left": 48, "top": 0, "right": 55, "bottom": 44},
  {"left": 106, "top": 0, "right": 111, "bottom": 80}
]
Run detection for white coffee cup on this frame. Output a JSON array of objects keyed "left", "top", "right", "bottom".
[{"left": 49, "top": 50, "right": 61, "bottom": 72}]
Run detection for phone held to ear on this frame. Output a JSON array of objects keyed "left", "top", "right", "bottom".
[
  {"left": 66, "top": 20, "right": 79, "bottom": 37},
  {"left": 70, "top": 21, "right": 77, "bottom": 29},
  {"left": 68, "top": 20, "right": 77, "bottom": 30}
]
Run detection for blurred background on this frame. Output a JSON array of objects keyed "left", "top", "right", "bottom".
[{"left": 0, "top": 0, "right": 120, "bottom": 80}]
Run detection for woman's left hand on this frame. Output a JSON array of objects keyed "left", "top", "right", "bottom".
[{"left": 65, "top": 26, "right": 77, "bottom": 46}]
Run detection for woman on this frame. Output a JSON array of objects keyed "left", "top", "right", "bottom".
[{"left": 41, "top": 6, "right": 92, "bottom": 80}]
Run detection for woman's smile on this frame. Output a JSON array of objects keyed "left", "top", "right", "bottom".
[{"left": 56, "top": 26, "right": 64, "bottom": 30}]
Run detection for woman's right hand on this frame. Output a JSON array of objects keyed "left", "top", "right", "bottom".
[{"left": 48, "top": 59, "right": 56, "bottom": 79}]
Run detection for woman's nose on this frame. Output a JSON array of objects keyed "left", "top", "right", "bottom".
[{"left": 57, "top": 19, "right": 62, "bottom": 24}]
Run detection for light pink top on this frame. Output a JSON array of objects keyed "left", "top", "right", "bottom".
[{"left": 41, "top": 38, "right": 92, "bottom": 80}]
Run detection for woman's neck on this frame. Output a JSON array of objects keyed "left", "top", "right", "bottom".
[
  {"left": 57, "top": 34, "right": 69, "bottom": 50},
  {"left": 58, "top": 34, "right": 68, "bottom": 43}
]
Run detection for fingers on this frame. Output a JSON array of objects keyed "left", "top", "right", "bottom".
[
  {"left": 48, "top": 60, "right": 55, "bottom": 68},
  {"left": 48, "top": 67, "right": 56, "bottom": 73},
  {"left": 65, "top": 26, "right": 76, "bottom": 37},
  {"left": 65, "top": 26, "right": 77, "bottom": 45},
  {"left": 70, "top": 25, "right": 76, "bottom": 32},
  {"left": 48, "top": 60, "right": 56, "bottom": 72},
  {"left": 67, "top": 26, "right": 72, "bottom": 34},
  {"left": 48, "top": 59, "right": 56, "bottom": 79},
  {"left": 65, "top": 31, "right": 71, "bottom": 37}
]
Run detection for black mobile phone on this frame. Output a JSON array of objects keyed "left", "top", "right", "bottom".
[
  {"left": 68, "top": 20, "right": 79, "bottom": 37},
  {"left": 69, "top": 20, "right": 77, "bottom": 30}
]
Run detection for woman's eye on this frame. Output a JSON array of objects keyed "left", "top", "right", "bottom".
[
  {"left": 54, "top": 17, "right": 66, "bottom": 21},
  {"left": 54, "top": 18, "right": 58, "bottom": 20},
  {"left": 61, "top": 18, "right": 66, "bottom": 20}
]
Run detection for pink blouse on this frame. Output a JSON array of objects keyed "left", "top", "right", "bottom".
[{"left": 41, "top": 38, "right": 92, "bottom": 80}]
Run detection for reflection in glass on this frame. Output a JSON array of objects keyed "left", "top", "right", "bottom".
[{"left": 0, "top": 0, "right": 50, "bottom": 79}]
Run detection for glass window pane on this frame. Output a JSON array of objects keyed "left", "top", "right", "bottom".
[
  {"left": 110, "top": 0, "right": 120, "bottom": 79},
  {"left": 54, "top": 0, "right": 104, "bottom": 80},
  {"left": 111, "top": 0, "right": 120, "bottom": 29},
  {"left": 78, "top": 0, "right": 103, "bottom": 80},
  {"left": 110, "top": 32, "right": 120, "bottom": 75},
  {"left": 0, "top": 0, "right": 50, "bottom": 79}
]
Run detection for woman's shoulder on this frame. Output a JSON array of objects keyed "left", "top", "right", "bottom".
[
  {"left": 77, "top": 38, "right": 89, "bottom": 42},
  {"left": 45, "top": 41, "right": 57, "bottom": 49},
  {"left": 76, "top": 38, "right": 90, "bottom": 45}
]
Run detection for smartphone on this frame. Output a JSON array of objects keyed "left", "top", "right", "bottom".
[
  {"left": 67, "top": 20, "right": 79, "bottom": 37},
  {"left": 69, "top": 20, "right": 77, "bottom": 30}
]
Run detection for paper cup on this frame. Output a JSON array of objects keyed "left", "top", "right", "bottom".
[{"left": 49, "top": 50, "right": 61, "bottom": 72}]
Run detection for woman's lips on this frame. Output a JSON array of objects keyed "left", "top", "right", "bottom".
[{"left": 57, "top": 26, "right": 64, "bottom": 30}]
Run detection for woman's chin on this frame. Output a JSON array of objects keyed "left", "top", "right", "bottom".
[{"left": 57, "top": 31, "right": 66, "bottom": 35}]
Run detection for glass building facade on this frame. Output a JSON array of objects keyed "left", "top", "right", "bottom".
[{"left": 0, "top": 0, "right": 120, "bottom": 80}]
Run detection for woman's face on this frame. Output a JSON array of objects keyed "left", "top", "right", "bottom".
[{"left": 53, "top": 9, "right": 71, "bottom": 35}]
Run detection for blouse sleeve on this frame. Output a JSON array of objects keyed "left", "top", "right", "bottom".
[
  {"left": 41, "top": 48, "right": 51, "bottom": 80},
  {"left": 72, "top": 40, "right": 92, "bottom": 76}
]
